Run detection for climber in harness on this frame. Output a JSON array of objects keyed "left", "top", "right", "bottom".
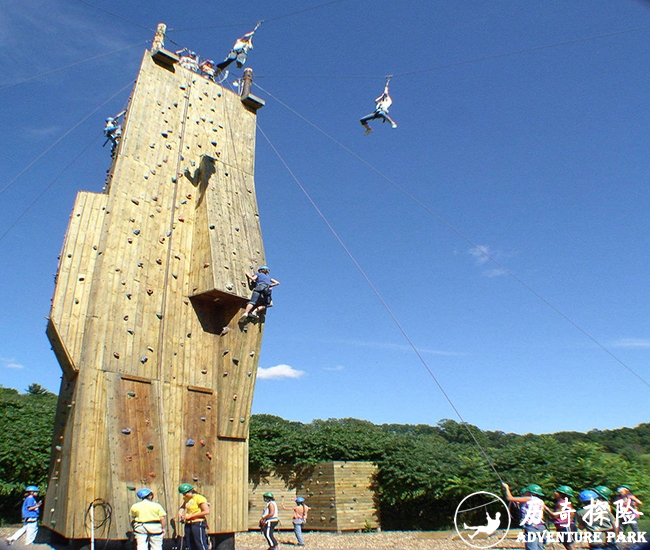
[
  {"left": 130, "top": 488, "right": 167, "bottom": 550},
  {"left": 103, "top": 110, "right": 126, "bottom": 153},
  {"left": 360, "top": 75, "right": 397, "bottom": 135},
  {"left": 239, "top": 265, "right": 279, "bottom": 322},
  {"left": 215, "top": 21, "right": 262, "bottom": 75},
  {"left": 175, "top": 48, "right": 200, "bottom": 73}
]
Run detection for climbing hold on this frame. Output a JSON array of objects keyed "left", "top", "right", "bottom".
[
  {"left": 147, "top": 288, "right": 154, "bottom": 295},
  {"left": 172, "top": 273, "right": 178, "bottom": 279},
  {"left": 249, "top": 351, "right": 255, "bottom": 357},
  {"left": 55, "top": 445, "right": 62, "bottom": 451},
  {"left": 181, "top": 199, "right": 187, "bottom": 205},
  {"left": 131, "top": 199, "right": 140, "bottom": 205},
  {"left": 223, "top": 349, "right": 230, "bottom": 356},
  {"left": 223, "top": 372, "right": 228, "bottom": 377},
  {"left": 124, "top": 315, "right": 129, "bottom": 321},
  {"left": 178, "top": 216, "right": 185, "bottom": 222},
  {"left": 121, "top": 280, "right": 126, "bottom": 285},
  {"left": 220, "top": 327, "right": 230, "bottom": 336},
  {"left": 125, "top": 456, "right": 133, "bottom": 462},
  {"left": 126, "top": 293, "right": 132, "bottom": 299},
  {"left": 156, "top": 258, "right": 162, "bottom": 265},
  {"left": 128, "top": 238, "right": 133, "bottom": 244},
  {"left": 127, "top": 392, "right": 136, "bottom": 397},
  {"left": 232, "top": 394, "right": 238, "bottom": 401},
  {"left": 203, "top": 263, "right": 210, "bottom": 268},
  {"left": 127, "top": 486, "right": 136, "bottom": 491},
  {"left": 240, "top": 417, "right": 245, "bottom": 423},
  {"left": 147, "top": 346, "right": 154, "bottom": 352},
  {"left": 140, "top": 356, "right": 148, "bottom": 363},
  {"left": 186, "top": 194, "right": 192, "bottom": 199},
  {"left": 156, "top": 313, "right": 163, "bottom": 319},
  {"left": 174, "top": 254, "right": 181, "bottom": 260},
  {"left": 209, "top": 225, "right": 215, "bottom": 230},
  {"left": 201, "top": 368, "right": 207, "bottom": 374},
  {"left": 186, "top": 438, "right": 195, "bottom": 446},
  {"left": 192, "top": 476, "right": 199, "bottom": 482},
  {"left": 152, "top": 196, "right": 158, "bottom": 201},
  {"left": 235, "top": 227, "right": 240, "bottom": 231},
  {"left": 114, "top": 352, "right": 120, "bottom": 359},
  {"left": 232, "top": 357, "right": 239, "bottom": 364},
  {"left": 137, "top": 262, "right": 144, "bottom": 268},
  {"left": 146, "top": 444, "right": 154, "bottom": 450},
  {"left": 206, "top": 452, "right": 212, "bottom": 460},
  {"left": 122, "top": 428, "right": 132, "bottom": 435},
  {"left": 247, "top": 372, "right": 252, "bottom": 377},
  {"left": 149, "top": 143, "right": 156, "bottom": 148},
  {"left": 159, "top": 237, "right": 165, "bottom": 244},
  {"left": 200, "top": 416, "right": 206, "bottom": 421},
  {"left": 127, "top": 329, "right": 134, "bottom": 335},
  {"left": 199, "top": 439, "right": 206, "bottom": 446},
  {"left": 148, "top": 472, "right": 156, "bottom": 478},
  {"left": 134, "top": 229, "right": 140, "bottom": 235}
]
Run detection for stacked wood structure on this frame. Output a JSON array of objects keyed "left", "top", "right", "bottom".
[
  {"left": 248, "top": 462, "right": 379, "bottom": 532},
  {"left": 43, "top": 26, "right": 266, "bottom": 548}
]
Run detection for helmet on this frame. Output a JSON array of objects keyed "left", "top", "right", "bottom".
[
  {"left": 556, "top": 485, "right": 574, "bottom": 498},
  {"left": 617, "top": 485, "right": 631, "bottom": 493},
  {"left": 295, "top": 497, "right": 305, "bottom": 503},
  {"left": 522, "top": 484, "right": 544, "bottom": 497},
  {"left": 593, "top": 485, "right": 612, "bottom": 500},
  {"left": 263, "top": 492, "right": 274, "bottom": 499},
  {"left": 137, "top": 488, "right": 152, "bottom": 499},
  {"left": 178, "top": 483, "right": 194, "bottom": 495},
  {"left": 579, "top": 490, "right": 599, "bottom": 503},
  {"left": 258, "top": 266, "right": 269, "bottom": 271},
  {"left": 25, "top": 486, "right": 39, "bottom": 493}
]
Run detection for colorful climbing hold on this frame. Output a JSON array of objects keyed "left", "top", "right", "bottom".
[
  {"left": 122, "top": 428, "right": 132, "bottom": 435},
  {"left": 186, "top": 438, "right": 195, "bottom": 447}
]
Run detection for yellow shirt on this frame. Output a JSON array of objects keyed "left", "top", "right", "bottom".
[
  {"left": 130, "top": 500, "right": 167, "bottom": 523},
  {"left": 184, "top": 494, "right": 208, "bottom": 518}
]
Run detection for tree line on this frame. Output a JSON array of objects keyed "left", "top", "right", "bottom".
[{"left": 1, "top": 385, "right": 648, "bottom": 529}]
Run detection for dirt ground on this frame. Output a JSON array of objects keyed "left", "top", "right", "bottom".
[{"left": 1, "top": 526, "right": 642, "bottom": 550}]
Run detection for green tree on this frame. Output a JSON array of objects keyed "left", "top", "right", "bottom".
[{"left": 0, "top": 385, "right": 57, "bottom": 523}]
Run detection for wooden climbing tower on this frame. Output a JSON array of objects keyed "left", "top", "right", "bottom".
[{"left": 43, "top": 25, "right": 266, "bottom": 548}]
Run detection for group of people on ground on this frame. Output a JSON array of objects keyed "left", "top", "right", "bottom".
[
  {"left": 503, "top": 482, "right": 644, "bottom": 550},
  {"left": 129, "top": 485, "right": 308, "bottom": 550}
]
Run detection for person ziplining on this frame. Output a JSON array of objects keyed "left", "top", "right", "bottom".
[
  {"left": 360, "top": 75, "right": 397, "bottom": 135},
  {"left": 215, "top": 21, "right": 263, "bottom": 78}
]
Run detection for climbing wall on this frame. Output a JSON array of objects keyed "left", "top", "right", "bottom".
[
  {"left": 43, "top": 45, "right": 266, "bottom": 542},
  {"left": 247, "top": 462, "right": 379, "bottom": 532}
]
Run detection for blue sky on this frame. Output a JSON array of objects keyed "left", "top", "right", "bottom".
[{"left": 1, "top": 0, "right": 649, "bottom": 435}]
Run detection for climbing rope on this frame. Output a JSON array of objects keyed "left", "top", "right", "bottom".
[
  {"left": 253, "top": 81, "right": 650, "bottom": 391},
  {"left": 256, "top": 122, "right": 505, "bottom": 484},
  {"left": 255, "top": 23, "right": 650, "bottom": 80},
  {"left": 0, "top": 136, "right": 101, "bottom": 245},
  {"left": 167, "top": 0, "right": 350, "bottom": 33},
  {"left": 0, "top": 79, "right": 134, "bottom": 198},
  {"left": 0, "top": 41, "right": 148, "bottom": 92}
]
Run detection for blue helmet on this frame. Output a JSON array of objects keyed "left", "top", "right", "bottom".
[
  {"left": 579, "top": 490, "right": 599, "bottom": 503},
  {"left": 258, "top": 265, "right": 269, "bottom": 271},
  {"left": 295, "top": 497, "right": 305, "bottom": 503},
  {"left": 136, "top": 488, "right": 152, "bottom": 499},
  {"left": 25, "top": 486, "right": 39, "bottom": 493}
]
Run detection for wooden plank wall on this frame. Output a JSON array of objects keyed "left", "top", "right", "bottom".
[
  {"left": 247, "top": 462, "right": 379, "bottom": 532},
  {"left": 43, "top": 48, "right": 266, "bottom": 540}
]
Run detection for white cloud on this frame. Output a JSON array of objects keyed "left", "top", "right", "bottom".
[
  {"left": 257, "top": 364, "right": 305, "bottom": 380},
  {"left": 611, "top": 338, "right": 650, "bottom": 349},
  {"left": 323, "top": 365, "right": 344, "bottom": 371},
  {"left": 1, "top": 357, "right": 24, "bottom": 369},
  {"left": 469, "top": 245, "right": 509, "bottom": 277}
]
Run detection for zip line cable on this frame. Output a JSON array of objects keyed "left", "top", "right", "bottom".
[
  {"left": 73, "top": 0, "right": 156, "bottom": 32},
  {"left": 253, "top": 81, "right": 650, "bottom": 390},
  {"left": 256, "top": 23, "right": 650, "bottom": 80},
  {"left": 0, "top": 136, "right": 101, "bottom": 245},
  {"left": 257, "top": 122, "right": 505, "bottom": 484},
  {"left": 167, "top": 0, "right": 350, "bottom": 33},
  {"left": 0, "top": 41, "right": 148, "bottom": 92},
  {"left": 0, "top": 79, "right": 134, "bottom": 198}
]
